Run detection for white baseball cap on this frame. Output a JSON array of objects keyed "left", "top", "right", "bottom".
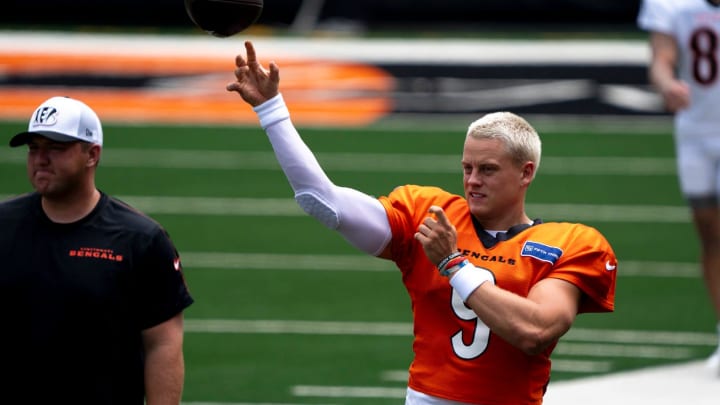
[{"left": 9, "top": 96, "right": 103, "bottom": 147}]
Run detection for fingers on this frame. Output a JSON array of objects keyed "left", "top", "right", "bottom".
[
  {"left": 414, "top": 211, "right": 440, "bottom": 242},
  {"left": 234, "top": 54, "right": 246, "bottom": 68},
  {"left": 243, "top": 43, "right": 267, "bottom": 77},
  {"left": 418, "top": 206, "right": 450, "bottom": 234},
  {"left": 245, "top": 41, "right": 256, "bottom": 64},
  {"left": 232, "top": 41, "right": 279, "bottom": 83},
  {"left": 415, "top": 223, "right": 431, "bottom": 237},
  {"left": 269, "top": 61, "right": 280, "bottom": 83},
  {"left": 226, "top": 64, "right": 250, "bottom": 92},
  {"left": 233, "top": 41, "right": 255, "bottom": 70},
  {"left": 428, "top": 205, "right": 451, "bottom": 227},
  {"left": 227, "top": 41, "right": 280, "bottom": 101},
  {"left": 414, "top": 211, "right": 456, "bottom": 266},
  {"left": 226, "top": 82, "right": 240, "bottom": 92}
]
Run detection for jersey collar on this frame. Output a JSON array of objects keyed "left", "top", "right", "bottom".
[{"left": 471, "top": 216, "right": 542, "bottom": 248}]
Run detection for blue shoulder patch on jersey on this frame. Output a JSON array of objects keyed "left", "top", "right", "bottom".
[{"left": 521, "top": 241, "right": 563, "bottom": 264}]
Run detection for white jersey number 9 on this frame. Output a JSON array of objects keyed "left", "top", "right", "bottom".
[{"left": 449, "top": 281, "right": 495, "bottom": 360}]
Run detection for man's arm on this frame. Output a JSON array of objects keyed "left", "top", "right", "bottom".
[
  {"left": 415, "top": 205, "right": 581, "bottom": 355},
  {"left": 143, "top": 313, "right": 185, "bottom": 405},
  {"left": 462, "top": 277, "right": 581, "bottom": 355},
  {"left": 227, "top": 41, "right": 392, "bottom": 256},
  {"left": 648, "top": 31, "right": 690, "bottom": 112}
]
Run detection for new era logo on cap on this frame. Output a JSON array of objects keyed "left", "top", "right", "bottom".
[{"left": 9, "top": 96, "right": 103, "bottom": 147}]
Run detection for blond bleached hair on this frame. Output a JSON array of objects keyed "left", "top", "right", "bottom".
[{"left": 466, "top": 112, "right": 542, "bottom": 177}]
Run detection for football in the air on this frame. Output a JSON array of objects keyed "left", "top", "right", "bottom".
[{"left": 184, "top": 0, "right": 263, "bottom": 38}]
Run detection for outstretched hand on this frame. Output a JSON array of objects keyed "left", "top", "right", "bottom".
[
  {"left": 226, "top": 41, "right": 280, "bottom": 107},
  {"left": 414, "top": 205, "right": 458, "bottom": 266}
]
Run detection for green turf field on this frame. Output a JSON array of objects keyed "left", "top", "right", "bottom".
[{"left": 0, "top": 118, "right": 715, "bottom": 404}]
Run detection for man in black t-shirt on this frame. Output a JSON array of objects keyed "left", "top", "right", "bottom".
[{"left": 0, "top": 96, "right": 194, "bottom": 404}]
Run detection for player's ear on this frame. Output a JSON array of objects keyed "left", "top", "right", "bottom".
[
  {"left": 520, "top": 161, "right": 535, "bottom": 184},
  {"left": 86, "top": 144, "right": 102, "bottom": 167}
]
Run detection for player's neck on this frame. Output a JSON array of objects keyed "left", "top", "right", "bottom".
[
  {"left": 42, "top": 187, "right": 101, "bottom": 224},
  {"left": 476, "top": 211, "right": 532, "bottom": 232}
]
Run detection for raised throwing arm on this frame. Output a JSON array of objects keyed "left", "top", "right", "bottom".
[{"left": 227, "top": 41, "right": 392, "bottom": 256}]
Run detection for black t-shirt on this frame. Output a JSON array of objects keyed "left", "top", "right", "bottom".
[{"left": 0, "top": 192, "right": 194, "bottom": 404}]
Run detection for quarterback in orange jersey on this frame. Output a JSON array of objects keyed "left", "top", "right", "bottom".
[
  {"left": 228, "top": 41, "right": 617, "bottom": 405},
  {"left": 383, "top": 186, "right": 615, "bottom": 403}
]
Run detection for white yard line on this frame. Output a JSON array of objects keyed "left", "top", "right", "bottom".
[{"left": 292, "top": 385, "right": 406, "bottom": 399}]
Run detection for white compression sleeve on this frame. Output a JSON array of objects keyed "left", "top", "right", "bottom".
[{"left": 253, "top": 94, "right": 392, "bottom": 256}]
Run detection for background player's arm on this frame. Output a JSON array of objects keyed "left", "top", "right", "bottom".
[{"left": 648, "top": 31, "right": 690, "bottom": 112}]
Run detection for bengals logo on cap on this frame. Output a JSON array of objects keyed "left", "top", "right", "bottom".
[{"left": 31, "top": 106, "right": 59, "bottom": 127}]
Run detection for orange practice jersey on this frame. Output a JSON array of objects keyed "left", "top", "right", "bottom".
[{"left": 378, "top": 185, "right": 617, "bottom": 405}]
